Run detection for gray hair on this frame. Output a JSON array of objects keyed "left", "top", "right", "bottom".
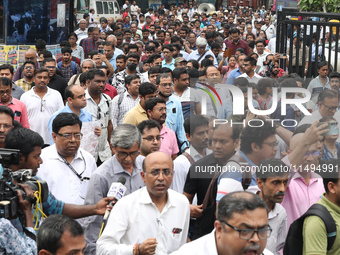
[
  {"left": 217, "top": 191, "right": 268, "bottom": 221},
  {"left": 81, "top": 59, "right": 96, "bottom": 68},
  {"left": 106, "top": 35, "right": 117, "bottom": 41},
  {"left": 111, "top": 124, "right": 142, "bottom": 149}
]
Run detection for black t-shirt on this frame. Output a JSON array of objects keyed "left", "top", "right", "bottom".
[
  {"left": 47, "top": 74, "right": 68, "bottom": 100},
  {"left": 184, "top": 153, "right": 222, "bottom": 205}
]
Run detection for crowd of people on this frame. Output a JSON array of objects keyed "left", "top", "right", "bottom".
[{"left": 1, "top": 1, "right": 340, "bottom": 255}]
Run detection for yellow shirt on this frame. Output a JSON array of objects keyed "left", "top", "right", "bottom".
[{"left": 122, "top": 102, "right": 148, "bottom": 126}]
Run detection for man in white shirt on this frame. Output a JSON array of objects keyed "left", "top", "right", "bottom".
[
  {"left": 239, "top": 56, "right": 262, "bottom": 84},
  {"left": 255, "top": 40, "right": 269, "bottom": 69},
  {"left": 97, "top": 151, "right": 190, "bottom": 255},
  {"left": 20, "top": 68, "right": 63, "bottom": 144},
  {"left": 172, "top": 115, "right": 211, "bottom": 193},
  {"left": 171, "top": 191, "right": 273, "bottom": 255},
  {"left": 261, "top": 17, "right": 275, "bottom": 40},
  {"left": 38, "top": 113, "right": 97, "bottom": 206},
  {"left": 188, "top": 37, "right": 218, "bottom": 68},
  {"left": 74, "top": 19, "right": 88, "bottom": 45}
]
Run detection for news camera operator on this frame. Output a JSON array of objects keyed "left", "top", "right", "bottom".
[
  {"left": 0, "top": 185, "right": 37, "bottom": 254},
  {"left": 1, "top": 127, "right": 114, "bottom": 238}
]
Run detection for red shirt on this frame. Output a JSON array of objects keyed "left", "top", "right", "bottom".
[
  {"left": 104, "top": 83, "right": 117, "bottom": 99},
  {"left": 224, "top": 39, "right": 250, "bottom": 56}
]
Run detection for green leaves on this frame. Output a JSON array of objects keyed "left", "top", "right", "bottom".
[{"left": 299, "top": 0, "right": 340, "bottom": 12}]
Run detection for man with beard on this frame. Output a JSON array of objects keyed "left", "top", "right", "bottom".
[
  {"left": 0, "top": 78, "right": 29, "bottom": 128},
  {"left": 112, "top": 53, "right": 141, "bottom": 94},
  {"left": 20, "top": 68, "right": 64, "bottom": 144},
  {"left": 172, "top": 115, "right": 212, "bottom": 193},
  {"left": 145, "top": 97, "right": 179, "bottom": 159},
  {"left": 58, "top": 47, "right": 80, "bottom": 82},
  {"left": 256, "top": 158, "right": 288, "bottom": 254},
  {"left": 14, "top": 61, "right": 35, "bottom": 93},
  {"left": 137, "top": 119, "right": 162, "bottom": 156},
  {"left": 156, "top": 73, "right": 188, "bottom": 152},
  {"left": 224, "top": 28, "right": 249, "bottom": 56},
  {"left": 183, "top": 123, "right": 241, "bottom": 240},
  {"left": 43, "top": 58, "right": 68, "bottom": 100}
]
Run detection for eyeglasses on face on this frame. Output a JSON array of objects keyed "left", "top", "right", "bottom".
[
  {"left": 304, "top": 150, "right": 321, "bottom": 157},
  {"left": 116, "top": 151, "right": 140, "bottom": 160},
  {"left": 262, "top": 141, "right": 279, "bottom": 149},
  {"left": 145, "top": 169, "right": 174, "bottom": 177},
  {"left": 321, "top": 101, "right": 339, "bottom": 112},
  {"left": 57, "top": 133, "right": 83, "bottom": 141},
  {"left": 219, "top": 220, "right": 272, "bottom": 240},
  {"left": 142, "top": 136, "right": 163, "bottom": 142}
]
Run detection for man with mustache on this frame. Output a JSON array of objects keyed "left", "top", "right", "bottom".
[
  {"left": 171, "top": 191, "right": 273, "bottom": 255},
  {"left": 145, "top": 97, "right": 179, "bottom": 160},
  {"left": 256, "top": 158, "right": 289, "bottom": 255}
]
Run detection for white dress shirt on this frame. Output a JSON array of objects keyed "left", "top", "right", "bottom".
[
  {"left": 37, "top": 144, "right": 97, "bottom": 205},
  {"left": 20, "top": 87, "right": 63, "bottom": 144},
  {"left": 187, "top": 49, "right": 218, "bottom": 67},
  {"left": 172, "top": 146, "right": 212, "bottom": 193},
  {"left": 97, "top": 187, "right": 190, "bottom": 255}
]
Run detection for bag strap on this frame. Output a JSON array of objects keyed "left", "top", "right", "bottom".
[
  {"left": 72, "top": 73, "right": 81, "bottom": 85},
  {"left": 302, "top": 203, "right": 337, "bottom": 251},
  {"left": 202, "top": 170, "right": 220, "bottom": 209},
  {"left": 182, "top": 152, "right": 195, "bottom": 165},
  {"left": 227, "top": 154, "right": 252, "bottom": 190},
  {"left": 118, "top": 93, "right": 124, "bottom": 109},
  {"left": 197, "top": 50, "right": 208, "bottom": 62}
]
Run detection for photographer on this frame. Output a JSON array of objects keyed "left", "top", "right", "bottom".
[
  {"left": 2, "top": 127, "right": 114, "bottom": 234},
  {"left": 0, "top": 188, "right": 37, "bottom": 254}
]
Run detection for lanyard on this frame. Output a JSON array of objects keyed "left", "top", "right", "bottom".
[{"left": 58, "top": 151, "right": 87, "bottom": 181}]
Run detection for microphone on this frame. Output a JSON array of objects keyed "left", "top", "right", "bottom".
[{"left": 103, "top": 176, "right": 127, "bottom": 221}]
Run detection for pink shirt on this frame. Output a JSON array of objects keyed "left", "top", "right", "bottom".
[
  {"left": 281, "top": 155, "right": 325, "bottom": 228},
  {"left": 0, "top": 97, "right": 30, "bottom": 129},
  {"left": 160, "top": 125, "right": 179, "bottom": 157}
]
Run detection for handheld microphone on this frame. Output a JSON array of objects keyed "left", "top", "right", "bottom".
[{"left": 103, "top": 176, "right": 127, "bottom": 221}]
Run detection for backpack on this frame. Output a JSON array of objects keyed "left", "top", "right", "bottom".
[
  {"left": 57, "top": 61, "right": 77, "bottom": 75},
  {"left": 283, "top": 203, "right": 337, "bottom": 255}
]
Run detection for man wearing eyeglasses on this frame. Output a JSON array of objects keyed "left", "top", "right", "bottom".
[
  {"left": 137, "top": 120, "right": 162, "bottom": 157},
  {"left": 13, "top": 48, "right": 40, "bottom": 82},
  {"left": 20, "top": 68, "right": 64, "bottom": 145},
  {"left": 299, "top": 89, "right": 340, "bottom": 142},
  {"left": 97, "top": 151, "right": 190, "bottom": 255},
  {"left": 38, "top": 113, "right": 96, "bottom": 210},
  {"left": 170, "top": 191, "right": 273, "bottom": 255},
  {"left": 43, "top": 58, "right": 68, "bottom": 100},
  {"left": 84, "top": 124, "right": 145, "bottom": 255}
]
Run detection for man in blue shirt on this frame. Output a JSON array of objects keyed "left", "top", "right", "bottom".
[
  {"left": 48, "top": 84, "right": 100, "bottom": 144},
  {"left": 103, "top": 41, "right": 119, "bottom": 71},
  {"left": 226, "top": 53, "right": 246, "bottom": 85},
  {"left": 162, "top": 44, "right": 176, "bottom": 71}
]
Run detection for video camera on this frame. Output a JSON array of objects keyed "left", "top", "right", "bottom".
[{"left": 0, "top": 148, "right": 48, "bottom": 219}]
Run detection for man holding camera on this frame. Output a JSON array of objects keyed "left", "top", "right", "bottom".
[{"left": 1, "top": 127, "right": 113, "bottom": 240}]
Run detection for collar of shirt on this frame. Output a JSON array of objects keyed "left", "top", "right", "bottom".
[
  {"left": 31, "top": 86, "right": 51, "bottom": 97},
  {"left": 112, "top": 155, "right": 143, "bottom": 177},
  {"left": 45, "top": 144, "right": 83, "bottom": 162},
  {"left": 160, "top": 125, "right": 168, "bottom": 136},
  {"left": 187, "top": 145, "right": 212, "bottom": 161},
  {"left": 268, "top": 203, "right": 283, "bottom": 220},
  {"left": 317, "top": 75, "right": 330, "bottom": 85},
  {"left": 238, "top": 150, "right": 256, "bottom": 167},
  {"left": 136, "top": 102, "right": 146, "bottom": 114},
  {"left": 85, "top": 89, "right": 108, "bottom": 107},
  {"left": 65, "top": 103, "right": 87, "bottom": 118},
  {"left": 320, "top": 193, "right": 340, "bottom": 214},
  {"left": 139, "top": 186, "right": 177, "bottom": 209},
  {"left": 162, "top": 58, "right": 175, "bottom": 66},
  {"left": 173, "top": 87, "right": 189, "bottom": 98}
]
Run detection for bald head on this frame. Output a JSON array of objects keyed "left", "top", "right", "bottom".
[
  {"left": 143, "top": 151, "right": 173, "bottom": 172},
  {"left": 25, "top": 48, "right": 37, "bottom": 63}
]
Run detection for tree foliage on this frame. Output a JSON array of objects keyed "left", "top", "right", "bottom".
[{"left": 299, "top": 0, "right": 340, "bottom": 12}]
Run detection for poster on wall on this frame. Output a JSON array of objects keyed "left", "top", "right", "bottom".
[
  {"left": 0, "top": 46, "right": 6, "bottom": 65},
  {"left": 5, "top": 45, "right": 18, "bottom": 70}
]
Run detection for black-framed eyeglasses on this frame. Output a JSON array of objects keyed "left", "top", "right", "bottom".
[
  {"left": 262, "top": 141, "right": 279, "bottom": 149},
  {"left": 321, "top": 101, "right": 339, "bottom": 112},
  {"left": 57, "top": 133, "right": 83, "bottom": 141},
  {"left": 97, "top": 106, "right": 101, "bottom": 120},
  {"left": 145, "top": 169, "right": 174, "bottom": 177},
  {"left": 143, "top": 136, "right": 163, "bottom": 142},
  {"left": 116, "top": 151, "right": 140, "bottom": 160},
  {"left": 219, "top": 220, "right": 272, "bottom": 240}
]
